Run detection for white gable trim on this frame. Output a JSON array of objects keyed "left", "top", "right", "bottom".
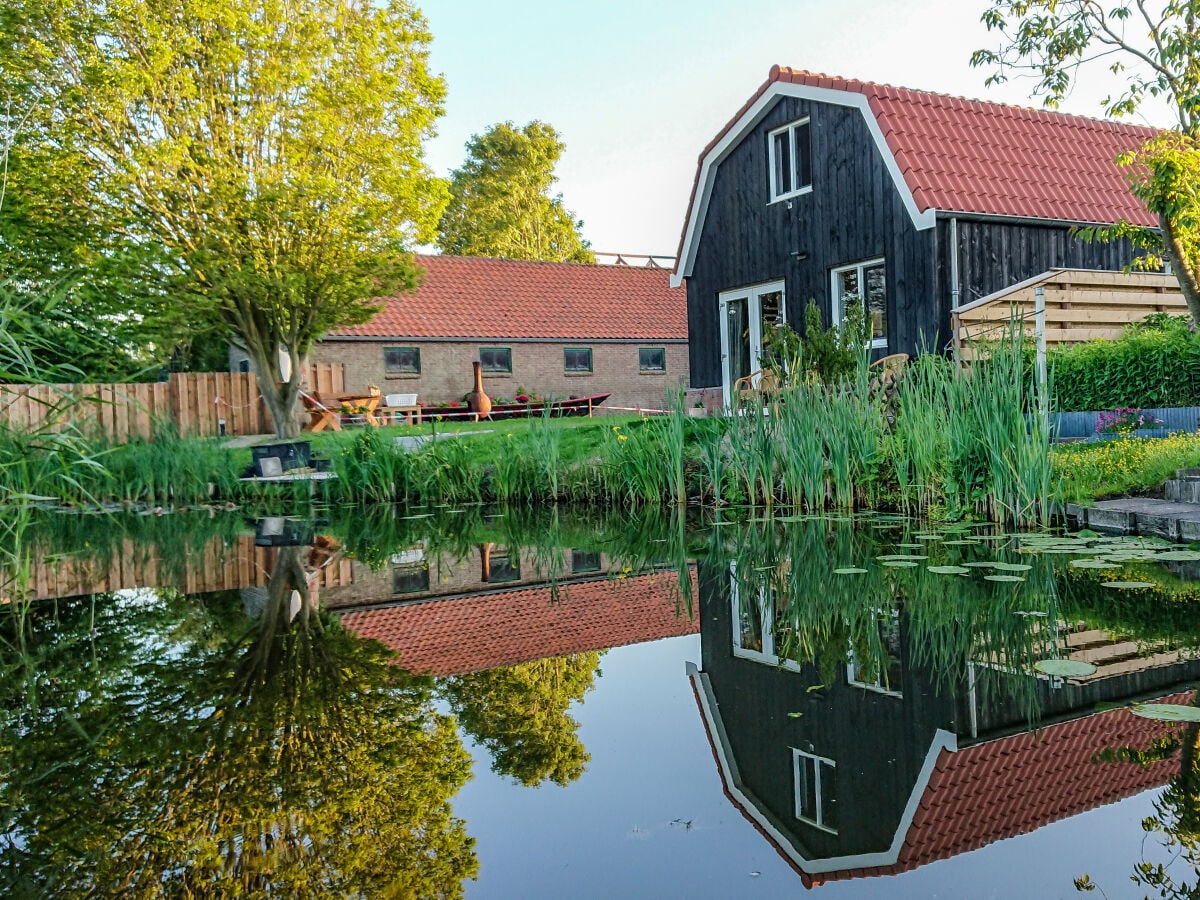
[
  {"left": 687, "top": 661, "right": 957, "bottom": 874},
  {"left": 671, "top": 83, "right": 937, "bottom": 288}
]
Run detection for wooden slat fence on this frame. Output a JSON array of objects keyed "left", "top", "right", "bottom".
[
  {"left": 0, "top": 363, "right": 344, "bottom": 442},
  {"left": 10, "top": 533, "right": 354, "bottom": 602},
  {"left": 953, "top": 269, "right": 1186, "bottom": 355}
]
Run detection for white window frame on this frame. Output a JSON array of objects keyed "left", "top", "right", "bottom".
[
  {"left": 767, "top": 118, "right": 812, "bottom": 203},
  {"left": 729, "top": 561, "right": 803, "bottom": 672},
  {"left": 846, "top": 607, "right": 903, "bottom": 696},
  {"left": 830, "top": 257, "right": 888, "bottom": 350},
  {"left": 718, "top": 279, "right": 786, "bottom": 408},
  {"left": 792, "top": 748, "right": 838, "bottom": 833}
]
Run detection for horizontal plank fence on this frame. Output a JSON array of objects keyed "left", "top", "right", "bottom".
[
  {"left": 953, "top": 269, "right": 1186, "bottom": 355},
  {"left": 0, "top": 363, "right": 344, "bottom": 443},
  {"left": 9, "top": 533, "right": 354, "bottom": 602}
]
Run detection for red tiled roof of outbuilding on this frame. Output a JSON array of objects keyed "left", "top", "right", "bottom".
[
  {"left": 338, "top": 569, "right": 698, "bottom": 676},
  {"left": 675, "top": 66, "right": 1160, "bottom": 278},
  {"left": 330, "top": 254, "right": 688, "bottom": 341}
]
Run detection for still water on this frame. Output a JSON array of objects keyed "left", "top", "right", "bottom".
[{"left": 3, "top": 507, "right": 1199, "bottom": 898}]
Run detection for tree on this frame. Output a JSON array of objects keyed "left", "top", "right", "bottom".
[
  {"left": 972, "top": 1, "right": 1200, "bottom": 324},
  {"left": 437, "top": 121, "right": 596, "bottom": 263},
  {"left": 0, "top": 0, "right": 448, "bottom": 436},
  {"left": 440, "top": 652, "right": 601, "bottom": 787},
  {"left": 0, "top": 549, "right": 479, "bottom": 896}
]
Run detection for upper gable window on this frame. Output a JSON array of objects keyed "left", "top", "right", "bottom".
[{"left": 768, "top": 118, "right": 812, "bottom": 202}]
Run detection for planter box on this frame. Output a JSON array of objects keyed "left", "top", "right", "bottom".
[
  {"left": 1054, "top": 406, "right": 1200, "bottom": 441},
  {"left": 1088, "top": 428, "right": 1170, "bottom": 442}
]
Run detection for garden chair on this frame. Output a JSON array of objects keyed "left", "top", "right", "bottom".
[{"left": 869, "top": 353, "right": 908, "bottom": 395}]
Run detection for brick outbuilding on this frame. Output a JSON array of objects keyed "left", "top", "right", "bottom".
[{"left": 311, "top": 254, "right": 690, "bottom": 414}]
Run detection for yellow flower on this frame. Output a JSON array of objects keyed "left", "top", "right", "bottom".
[
  {"left": 612, "top": 425, "right": 621, "bottom": 432},
  {"left": 618, "top": 434, "right": 628, "bottom": 441}
]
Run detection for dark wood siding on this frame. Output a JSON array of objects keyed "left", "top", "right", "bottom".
[
  {"left": 687, "top": 97, "right": 935, "bottom": 388},
  {"left": 941, "top": 218, "right": 1140, "bottom": 307},
  {"left": 697, "top": 561, "right": 961, "bottom": 861},
  {"left": 687, "top": 97, "right": 1149, "bottom": 388}
]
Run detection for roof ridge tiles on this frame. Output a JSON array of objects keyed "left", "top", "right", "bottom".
[{"left": 772, "top": 65, "right": 1158, "bottom": 134}]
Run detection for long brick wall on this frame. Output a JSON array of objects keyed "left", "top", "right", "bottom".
[{"left": 313, "top": 338, "right": 690, "bottom": 413}]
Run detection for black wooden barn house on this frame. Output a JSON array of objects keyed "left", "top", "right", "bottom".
[{"left": 672, "top": 66, "right": 1158, "bottom": 404}]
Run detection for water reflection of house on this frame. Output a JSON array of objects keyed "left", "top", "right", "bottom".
[
  {"left": 690, "top": 561, "right": 1200, "bottom": 886},
  {"left": 340, "top": 566, "right": 698, "bottom": 677}
]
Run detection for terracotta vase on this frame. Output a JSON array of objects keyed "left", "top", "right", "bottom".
[{"left": 467, "top": 361, "right": 492, "bottom": 419}]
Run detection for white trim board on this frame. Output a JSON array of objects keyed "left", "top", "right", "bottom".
[
  {"left": 686, "top": 661, "right": 957, "bottom": 875},
  {"left": 671, "top": 83, "right": 937, "bottom": 288}
]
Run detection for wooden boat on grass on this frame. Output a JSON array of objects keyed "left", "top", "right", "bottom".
[{"left": 417, "top": 393, "right": 612, "bottom": 422}]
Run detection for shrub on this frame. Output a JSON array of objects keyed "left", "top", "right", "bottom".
[{"left": 1050, "top": 317, "right": 1200, "bottom": 410}]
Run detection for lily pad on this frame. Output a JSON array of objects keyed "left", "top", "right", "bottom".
[
  {"left": 1154, "top": 550, "right": 1200, "bottom": 561},
  {"left": 927, "top": 565, "right": 970, "bottom": 575},
  {"left": 833, "top": 567, "right": 869, "bottom": 575},
  {"left": 1130, "top": 703, "right": 1200, "bottom": 723},
  {"left": 990, "top": 562, "right": 1033, "bottom": 572},
  {"left": 1070, "top": 559, "right": 1122, "bottom": 569},
  {"left": 964, "top": 561, "right": 1000, "bottom": 568},
  {"left": 985, "top": 574, "right": 1026, "bottom": 583},
  {"left": 911, "top": 533, "right": 943, "bottom": 540},
  {"left": 877, "top": 554, "right": 928, "bottom": 561},
  {"left": 881, "top": 560, "right": 921, "bottom": 568},
  {"left": 895, "top": 542, "right": 925, "bottom": 549},
  {"left": 1034, "top": 659, "right": 1097, "bottom": 678},
  {"left": 1100, "top": 581, "right": 1157, "bottom": 590},
  {"left": 943, "top": 539, "right": 982, "bottom": 545}
]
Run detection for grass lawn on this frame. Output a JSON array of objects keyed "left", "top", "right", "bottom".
[{"left": 302, "top": 412, "right": 649, "bottom": 469}]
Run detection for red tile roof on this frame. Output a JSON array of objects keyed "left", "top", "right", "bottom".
[
  {"left": 675, "top": 66, "right": 1160, "bottom": 279},
  {"left": 330, "top": 254, "right": 687, "bottom": 341},
  {"left": 338, "top": 569, "right": 698, "bottom": 676},
  {"left": 805, "top": 692, "right": 1192, "bottom": 887}
]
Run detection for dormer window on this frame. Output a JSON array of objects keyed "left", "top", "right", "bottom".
[{"left": 768, "top": 118, "right": 812, "bottom": 202}]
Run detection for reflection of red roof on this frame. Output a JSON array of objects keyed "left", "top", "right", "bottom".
[
  {"left": 803, "top": 692, "right": 1192, "bottom": 887},
  {"left": 330, "top": 254, "right": 687, "bottom": 341},
  {"left": 339, "top": 569, "right": 698, "bottom": 676},
  {"left": 676, "top": 66, "right": 1158, "bottom": 276}
]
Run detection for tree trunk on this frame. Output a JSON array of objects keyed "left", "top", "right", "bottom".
[
  {"left": 252, "top": 363, "right": 302, "bottom": 439},
  {"left": 1160, "top": 214, "right": 1200, "bottom": 326}
]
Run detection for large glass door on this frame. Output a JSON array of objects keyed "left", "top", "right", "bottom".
[{"left": 718, "top": 280, "right": 785, "bottom": 406}]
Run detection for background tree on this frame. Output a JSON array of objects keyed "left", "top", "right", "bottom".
[
  {"left": 441, "top": 652, "right": 601, "bottom": 787},
  {"left": 972, "top": 1, "right": 1200, "bottom": 324},
  {"left": 0, "top": 0, "right": 448, "bottom": 435},
  {"left": 437, "top": 121, "right": 595, "bottom": 263}
]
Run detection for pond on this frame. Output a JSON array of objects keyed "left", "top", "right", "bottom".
[{"left": 3, "top": 508, "right": 1199, "bottom": 897}]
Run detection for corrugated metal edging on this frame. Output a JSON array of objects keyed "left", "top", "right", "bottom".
[{"left": 1051, "top": 406, "right": 1200, "bottom": 440}]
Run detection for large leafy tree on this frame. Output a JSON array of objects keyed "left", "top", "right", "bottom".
[
  {"left": 972, "top": 1, "right": 1200, "bottom": 324},
  {"left": 0, "top": 548, "right": 478, "bottom": 896},
  {"left": 0, "top": 0, "right": 448, "bottom": 435},
  {"left": 437, "top": 121, "right": 596, "bottom": 263}
]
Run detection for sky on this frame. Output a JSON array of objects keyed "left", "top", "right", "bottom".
[{"left": 420, "top": 0, "right": 1177, "bottom": 261}]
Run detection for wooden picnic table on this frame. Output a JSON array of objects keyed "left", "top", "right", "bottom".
[
  {"left": 303, "top": 392, "right": 383, "bottom": 432},
  {"left": 333, "top": 393, "right": 383, "bottom": 426}
]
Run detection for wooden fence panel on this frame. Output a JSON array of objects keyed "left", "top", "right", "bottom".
[
  {"left": 954, "top": 269, "right": 1188, "bottom": 354},
  {"left": 1, "top": 365, "right": 344, "bottom": 443}
]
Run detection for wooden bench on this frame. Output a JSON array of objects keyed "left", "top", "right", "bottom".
[{"left": 302, "top": 393, "right": 341, "bottom": 432}]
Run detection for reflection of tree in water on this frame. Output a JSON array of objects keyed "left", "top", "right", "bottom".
[
  {"left": 441, "top": 652, "right": 602, "bottom": 787},
  {"left": 0, "top": 546, "right": 478, "bottom": 897},
  {"left": 1083, "top": 690, "right": 1200, "bottom": 899}
]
